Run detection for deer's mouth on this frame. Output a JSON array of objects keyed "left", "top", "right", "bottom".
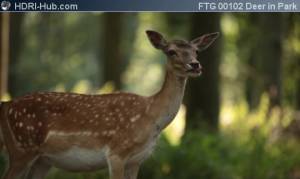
[
  {"left": 186, "top": 63, "right": 202, "bottom": 76},
  {"left": 186, "top": 68, "right": 201, "bottom": 74}
]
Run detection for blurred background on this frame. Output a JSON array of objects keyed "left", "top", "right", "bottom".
[{"left": 0, "top": 12, "right": 300, "bottom": 179}]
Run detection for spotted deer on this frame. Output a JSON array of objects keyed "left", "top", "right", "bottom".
[{"left": 0, "top": 30, "right": 219, "bottom": 179}]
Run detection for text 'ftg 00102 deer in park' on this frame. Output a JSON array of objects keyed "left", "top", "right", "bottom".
[{"left": 0, "top": 30, "right": 219, "bottom": 179}]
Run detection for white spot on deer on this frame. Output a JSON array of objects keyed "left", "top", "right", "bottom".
[
  {"left": 123, "top": 140, "right": 129, "bottom": 144},
  {"left": 9, "top": 108, "right": 13, "bottom": 115},
  {"left": 27, "top": 126, "right": 34, "bottom": 131},
  {"left": 18, "top": 135, "right": 22, "bottom": 140},
  {"left": 19, "top": 122, "right": 23, "bottom": 128},
  {"left": 102, "top": 131, "right": 108, "bottom": 136},
  {"left": 95, "top": 114, "right": 99, "bottom": 118},
  {"left": 130, "top": 114, "right": 141, "bottom": 123},
  {"left": 32, "top": 113, "right": 36, "bottom": 118},
  {"left": 105, "top": 117, "right": 109, "bottom": 121},
  {"left": 89, "top": 119, "right": 94, "bottom": 123},
  {"left": 108, "top": 130, "right": 116, "bottom": 135},
  {"left": 37, "top": 98, "right": 42, "bottom": 101},
  {"left": 120, "top": 101, "right": 125, "bottom": 106},
  {"left": 146, "top": 104, "right": 151, "bottom": 113},
  {"left": 93, "top": 132, "right": 99, "bottom": 137},
  {"left": 23, "top": 108, "right": 27, "bottom": 113},
  {"left": 14, "top": 113, "right": 18, "bottom": 119},
  {"left": 38, "top": 122, "right": 42, "bottom": 127},
  {"left": 27, "top": 114, "right": 31, "bottom": 118}
]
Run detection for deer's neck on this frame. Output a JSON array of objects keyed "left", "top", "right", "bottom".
[{"left": 151, "top": 65, "right": 187, "bottom": 131}]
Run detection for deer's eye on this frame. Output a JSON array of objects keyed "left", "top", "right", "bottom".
[{"left": 167, "top": 50, "right": 177, "bottom": 57}]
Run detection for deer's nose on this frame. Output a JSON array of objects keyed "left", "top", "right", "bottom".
[{"left": 189, "top": 62, "right": 201, "bottom": 70}]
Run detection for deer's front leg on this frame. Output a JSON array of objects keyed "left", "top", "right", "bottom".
[
  {"left": 125, "top": 162, "right": 141, "bottom": 179},
  {"left": 107, "top": 155, "right": 126, "bottom": 179}
]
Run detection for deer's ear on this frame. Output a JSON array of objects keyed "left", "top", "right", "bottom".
[
  {"left": 146, "top": 30, "right": 168, "bottom": 50},
  {"left": 191, "top": 32, "right": 219, "bottom": 51}
]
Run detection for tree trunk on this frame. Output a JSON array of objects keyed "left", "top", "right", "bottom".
[
  {"left": 0, "top": 13, "right": 10, "bottom": 98},
  {"left": 185, "top": 13, "right": 221, "bottom": 131},
  {"left": 296, "top": 14, "right": 300, "bottom": 111},
  {"left": 244, "top": 14, "right": 262, "bottom": 109},
  {"left": 7, "top": 13, "right": 25, "bottom": 97},
  {"left": 297, "top": 56, "right": 300, "bottom": 110},
  {"left": 0, "top": 13, "right": 1, "bottom": 61},
  {"left": 257, "top": 14, "right": 284, "bottom": 109},
  {"left": 241, "top": 14, "right": 284, "bottom": 110},
  {"left": 101, "top": 13, "right": 124, "bottom": 90}
]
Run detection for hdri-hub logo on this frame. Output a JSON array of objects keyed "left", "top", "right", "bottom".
[{"left": 1, "top": 1, "right": 11, "bottom": 11}]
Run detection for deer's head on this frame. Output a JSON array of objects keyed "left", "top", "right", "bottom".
[{"left": 146, "top": 30, "right": 219, "bottom": 77}]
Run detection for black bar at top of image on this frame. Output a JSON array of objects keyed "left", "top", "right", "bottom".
[{"left": 0, "top": 0, "right": 299, "bottom": 12}]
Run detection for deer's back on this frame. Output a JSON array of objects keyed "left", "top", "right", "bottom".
[{"left": 5, "top": 92, "right": 152, "bottom": 153}]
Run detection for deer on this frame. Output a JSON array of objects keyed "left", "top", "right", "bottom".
[{"left": 0, "top": 30, "right": 219, "bottom": 179}]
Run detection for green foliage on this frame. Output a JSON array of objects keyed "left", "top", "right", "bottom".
[
  {"left": 139, "top": 130, "right": 300, "bottom": 179},
  {"left": 13, "top": 13, "right": 101, "bottom": 96}
]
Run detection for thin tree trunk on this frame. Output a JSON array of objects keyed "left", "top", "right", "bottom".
[
  {"left": 185, "top": 13, "right": 221, "bottom": 131},
  {"left": 101, "top": 13, "right": 124, "bottom": 90},
  {"left": 0, "top": 13, "right": 10, "bottom": 98},
  {"left": 297, "top": 56, "right": 300, "bottom": 110},
  {"left": 296, "top": 14, "right": 300, "bottom": 110},
  {"left": 244, "top": 14, "right": 262, "bottom": 109},
  {"left": 8, "top": 13, "right": 25, "bottom": 97},
  {"left": 0, "top": 14, "right": 2, "bottom": 95},
  {"left": 257, "top": 14, "right": 284, "bottom": 108}
]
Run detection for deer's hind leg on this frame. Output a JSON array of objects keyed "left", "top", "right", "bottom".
[
  {"left": 2, "top": 153, "right": 37, "bottom": 179},
  {"left": 23, "top": 157, "right": 51, "bottom": 179}
]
